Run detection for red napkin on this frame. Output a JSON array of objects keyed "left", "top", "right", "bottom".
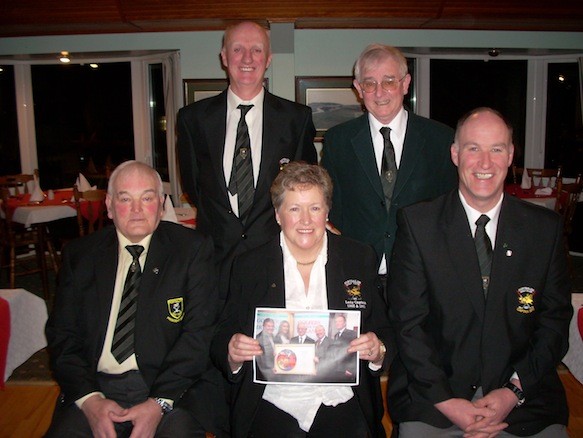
[
  {"left": 578, "top": 307, "right": 583, "bottom": 342},
  {"left": 0, "top": 297, "right": 10, "bottom": 389}
]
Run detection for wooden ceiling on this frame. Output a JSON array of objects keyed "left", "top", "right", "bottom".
[{"left": 1, "top": 0, "right": 582, "bottom": 38}]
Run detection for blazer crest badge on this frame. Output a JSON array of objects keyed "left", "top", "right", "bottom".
[
  {"left": 166, "top": 297, "right": 184, "bottom": 322},
  {"left": 516, "top": 287, "right": 536, "bottom": 314},
  {"left": 344, "top": 279, "right": 367, "bottom": 309}
]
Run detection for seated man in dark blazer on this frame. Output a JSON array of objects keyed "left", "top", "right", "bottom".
[
  {"left": 45, "top": 161, "right": 220, "bottom": 437},
  {"left": 387, "top": 108, "right": 572, "bottom": 437}
]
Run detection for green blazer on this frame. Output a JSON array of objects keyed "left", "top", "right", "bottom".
[{"left": 322, "top": 112, "right": 457, "bottom": 265}]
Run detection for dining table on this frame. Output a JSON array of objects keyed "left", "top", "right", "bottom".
[
  {"left": 505, "top": 183, "right": 556, "bottom": 210},
  {"left": 2, "top": 189, "right": 77, "bottom": 228},
  {"left": 562, "top": 293, "right": 583, "bottom": 385},
  {"left": 0, "top": 289, "right": 48, "bottom": 389}
]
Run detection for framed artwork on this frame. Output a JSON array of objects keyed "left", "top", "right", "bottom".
[
  {"left": 183, "top": 79, "right": 228, "bottom": 105},
  {"left": 295, "top": 76, "right": 363, "bottom": 141},
  {"left": 183, "top": 78, "right": 270, "bottom": 105}
]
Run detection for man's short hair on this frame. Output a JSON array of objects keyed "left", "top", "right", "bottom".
[{"left": 354, "top": 44, "right": 408, "bottom": 82}]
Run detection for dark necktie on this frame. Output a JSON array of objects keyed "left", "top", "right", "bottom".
[
  {"left": 228, "top": 104, "right": 254, "bottom": 224},
  {"left": 111, "top": 245, "right": 144, "bottom": 363},
  {"left": 474, "top": 215, "right": 493, "bottom": 296},
  {"left": 379, "top": 127, "right": 398, "bottom": 209}
]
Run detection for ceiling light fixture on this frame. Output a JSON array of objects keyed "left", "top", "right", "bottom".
[
  {"left": 59, "top": 51, "right": 71, "bottom": 63},
  {"left": 89, "top": 63, "right": 99, "bottom": 69}
]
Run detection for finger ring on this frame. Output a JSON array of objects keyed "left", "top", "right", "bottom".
[{"left": 368, "top": 349, "right": 374, "bottom": 356}]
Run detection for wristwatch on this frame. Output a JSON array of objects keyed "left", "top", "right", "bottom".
[
  {"left": 154, "top": 397, "right": 173, "bottom": 415},
  {"left": 378, "top": 341, "right": 387, "bottom": 362},
  {"left": 503, "top": 382, "right": 526, "bottom": 407}
]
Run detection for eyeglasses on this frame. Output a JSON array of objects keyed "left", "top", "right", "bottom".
[{"left": 360, "top": 75, "right": 407, "bottom": 93}]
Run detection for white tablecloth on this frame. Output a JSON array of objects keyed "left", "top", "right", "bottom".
[
  {"left": 562, "top": 293, "right": 583, "bottom": 384},
  {"left": 11, "top": 204, "right": 76, "bottom": 228},
  {"left": 522, "top": 197, "right": 556, "bottom": 210},
  {"left": 0, "top": 289, "right": 48, "bottom": 383}
]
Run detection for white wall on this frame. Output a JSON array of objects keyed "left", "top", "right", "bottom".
[{"left": 1, "top": 29, "right": 583, "bottom": 102}]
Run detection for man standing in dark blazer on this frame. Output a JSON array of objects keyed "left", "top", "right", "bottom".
[
  {"left": 177, "top": 21, "right": 317, "bottom": 301},
  {"left": 45, "top": 161, "right": 219, "bottom": 437},
  {"left": 290, "top": 321, "right": 316, "bottom": 344},
  {"left": 321, "top": 44, "right": 456, "bottom": 297},
  {"left": 387, "top": 108, "right": 572, "bottom": 437}
]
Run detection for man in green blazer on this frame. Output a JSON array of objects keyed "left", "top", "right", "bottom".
[{"left": 321, "top": 44, "right": 456, "bottom": 299}]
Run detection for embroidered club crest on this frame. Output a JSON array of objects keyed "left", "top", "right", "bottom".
[
  {"left": 516, "top": 287, "right": 536, "bottom": 314},
  {"left": 344, "top": 279, "right": 362, "bottom": 299},
  {"left": 167, "top": 297, "right": 184, "bottom": 322}
]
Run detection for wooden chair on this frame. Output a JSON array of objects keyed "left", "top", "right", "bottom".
[
  {"left": 73, "top": 185, "right": 107, "bottom": 236},
  {"left": 555, "top": 174, "right": 583, "bottom": 273},
  {"left": 528, "top": 166, "right": 562, "bottom": 189},
  {"left": 0, "top": 170, "right": 37, "bottom": 196},
  {"left": 0, "top": 187, "right": 51, "bottom": 299}
]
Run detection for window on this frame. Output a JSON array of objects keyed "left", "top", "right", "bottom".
[
  {"left": 545, "top": 62, "right": 583, "bottom": 177},
  {"left": 429, "top": 59, "right": 528, "bottom": 166},
  {"left": 31, "top": 63, "right": 134, "bottom": 189},
  {"left": 0, "top": 65, "right": 21, "bottom": 174}
]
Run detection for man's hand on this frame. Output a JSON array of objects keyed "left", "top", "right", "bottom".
[
  {"left": 80, "top": 394, "right": 126, "bottom": 438},
  {"left": 110, "top": 398, "right": 162, "bottom": 438},
  {"left": 228, "top": 333, "right": 263, "bottom": 372},
  {"left": 435, "top": 398, "right": 500, "bottom": 435},
  {"left": 464, "top": 388, "right": 516, "bottom": 437}
]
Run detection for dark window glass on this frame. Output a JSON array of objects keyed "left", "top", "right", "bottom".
[
  {"left": 0, "top": 65, "right": 21, "bottom": 174},
  {"left": 149, "top": 63, "right": 169, "bottom": 180},
  {"left": 545, "top": 62, "right": 583, "bottom": 177},
  {"left": 430, "top": 59, "right": 527, "bottom": 166},
  {"left": 405, "top": 57, "right": 415, "bottom": 113},
  {"left": 31, "top": 63, "right": 133, "bottom": 189}
]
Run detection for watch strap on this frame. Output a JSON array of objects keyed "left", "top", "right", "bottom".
[{"left": 503, "top": 381, "right": 525, "bottom": 407}]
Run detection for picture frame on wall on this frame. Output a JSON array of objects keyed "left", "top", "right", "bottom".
[
  {"left": 295, "top": 76, "right": 363, "bottom": 141},
  {"left": 183, "top": 78, "right": 270, "bottom": 105},
  {"left": 183, "top": 79, "right": 228, "bottom": 105}
]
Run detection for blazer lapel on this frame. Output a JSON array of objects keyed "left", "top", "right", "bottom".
[
  {"left": 254, "top": 239, "right": 286, "bottom": 308},
  {"left": 351, "top": 116, "right": 384, "bottom": 200},
  {"left": 136, "top": 228, "right": 171, "bottom": 324},
  {"left": 95, "top": 231, "right": 119, "bottom": 344},
  {"left": 393, "top": 114, "right": 427, "bottom": 199},
  {"left": 206, "top": 91, "right": 230, "bottom": 200},
  {"left": 443, "top": 192, "right": 486, "bottom": 321},
  {"left": 325, "top": 234, "right": 351, "bottom": 309},
  {"left": 257, "top": 92, "right": 280, "bottom": 196},
  {"left": 485, "top": 196, "right": 522, "bottom": 318}
]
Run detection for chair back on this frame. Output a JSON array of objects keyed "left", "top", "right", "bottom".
[
  {"left": 511, "top": 165, "right": 524, "bottom": 185},
  {"left": 526, "top": 166, "right": 562, "bottom": 189},
  {"left": 555, "top": 174, "right": 583, "bottom": 237},
  {"left": 0, "top": 170, "right": 37, "bottom": 195},
  {"left": 73, "top": 185, "right": 107, "bottom": 236}
]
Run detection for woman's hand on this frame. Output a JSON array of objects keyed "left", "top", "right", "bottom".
[
  {"left": 228, "top": 333, "right": 263, "bottom": 372},
  {"left": 348, "top": 332, "right": 386, "bottom": 365}
]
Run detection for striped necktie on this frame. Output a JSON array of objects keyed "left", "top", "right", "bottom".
[
  {"left": 111, "top": 245, "right": 144, "bottom": 363},
  {"left": 228, "top": 104, "right": 255, "bottom": 224},
  {"left": 379, "top": 127, "right": 398, "bottom": 209},
  {"left": 474, "top": 215, "right": 492, "bottom": 296}
]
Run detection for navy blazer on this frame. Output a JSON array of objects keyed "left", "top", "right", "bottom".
[
  {"left": 177, "top": 89, "right": 317, "bottom": 298},
  {"left": 210, "top": 232, "right": 394, "bottom": 438},
  {"left": 322, "top": 112, "right": 456, "bottom": 264},
  {"left": 46, "top": 222, "right": 219, "bottom": 420},
  {"left": 387, "top": 191, "right": 572, "bottom": 434}
]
